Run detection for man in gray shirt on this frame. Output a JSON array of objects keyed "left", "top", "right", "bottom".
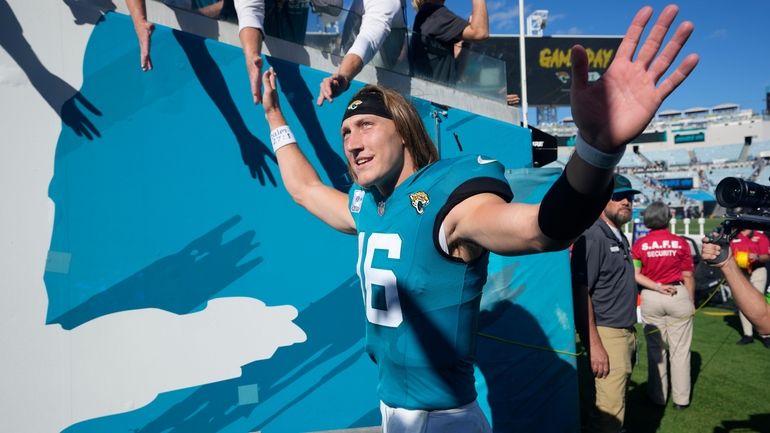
[{"left": 571, "top": 174, "right": 640, "bottom": 433}]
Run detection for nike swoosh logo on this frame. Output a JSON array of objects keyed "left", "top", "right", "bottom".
[{"left": 477, "top": 155, "right": 497, "bottom": 165}]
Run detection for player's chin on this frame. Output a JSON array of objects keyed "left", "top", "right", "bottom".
[
  {"left": 354, "top": 173, "right": 375, "bottom": 189},
  {"left": 352, "top": 167, "right": 377, "bottom": 187}
]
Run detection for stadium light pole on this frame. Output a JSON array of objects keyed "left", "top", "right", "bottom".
[{"left": 518, "top": 0, "right": 529, "bottom": 127}]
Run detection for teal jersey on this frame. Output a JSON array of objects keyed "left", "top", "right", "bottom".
[{"left": 348, "top": 154, "right": 513, "bottom": 410}]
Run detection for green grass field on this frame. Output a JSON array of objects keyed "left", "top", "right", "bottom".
[
  {"left": 657, "top": 217, "right": 725, "bottom": 238},
  {"left": 579, "top": 303, "right": 770, "bottom": 433}
]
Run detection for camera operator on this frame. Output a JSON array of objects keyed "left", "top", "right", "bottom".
[{"left": 702, "top": 238, "right": 770, "bottom": 336}]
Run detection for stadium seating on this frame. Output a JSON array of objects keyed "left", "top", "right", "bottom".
[
  {"left": 704, "top": 166, "right": 755, "bottom": 187},
  {"left": 694, "top": 143, "right": 743, "bottom": 163},
  {"left": 755, "top": 164, "right": 770, "bottom": 185},
  {"left": 618, "top": 151, "right": 648, "bottom": 168},
  {"left": 643, "top": 148, "right": 691, "bottom": 166},
  {"left": 748, "top": 139, "right": 770, "bottom": 159}
]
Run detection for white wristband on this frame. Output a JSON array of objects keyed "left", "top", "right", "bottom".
[
  {"left": 270, "top": 125, "right": 295, "bottom": 153},
  {"left": 574, "top": 133, "right": 625, "bottom": 169}
]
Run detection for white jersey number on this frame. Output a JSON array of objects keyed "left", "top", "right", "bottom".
[{"left": 357, "top": 232, "right": 403, "bottom": 327}]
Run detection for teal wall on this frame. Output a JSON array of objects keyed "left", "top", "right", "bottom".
[{"left": 47, "top": 12, "right": 575, "bottom": 432}]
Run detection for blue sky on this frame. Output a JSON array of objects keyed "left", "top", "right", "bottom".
[{"left": 409, "top": 1, "right": 770, "bottom": 119}]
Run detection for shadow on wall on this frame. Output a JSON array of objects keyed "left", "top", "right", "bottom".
[
  {"left": 0, "top": 0, "right": 103, "bottom": 139},
  {"left": 477, "top": 301, "right": 579, "bottom": 433},
  {"left": 63, "top": 0, "right": 117, "bottom": 25},
  {"left": 51, "top": 215, "right": 264, "bottom": 329},
  {"left": 172, "top": 29, "right": 278, "bottom": 184}
]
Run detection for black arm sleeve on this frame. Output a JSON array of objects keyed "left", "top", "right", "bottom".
[{"left": 538, "top": 172, "right": 613, "bottom": 241}]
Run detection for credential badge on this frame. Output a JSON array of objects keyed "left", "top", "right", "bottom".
[{"left": 409, "top": 191, "right": 430, "bottom": 215}]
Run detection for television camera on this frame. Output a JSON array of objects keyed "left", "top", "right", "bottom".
[{"left": 713, "top": 177, "right": 770, "bottom": 241}]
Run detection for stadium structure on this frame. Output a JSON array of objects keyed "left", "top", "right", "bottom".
[{"left": 543, "top": 102, "right": 770, "bottom": 218}]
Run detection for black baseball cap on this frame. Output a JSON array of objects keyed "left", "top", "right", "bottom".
[{"left": 613, "top": 174, "right": 641, "bottom": 196}]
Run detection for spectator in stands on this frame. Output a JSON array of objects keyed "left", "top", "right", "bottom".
[
  {"left": 126, "top": 0, "right": 156, "bottom": 71},
  {"left": 126, "top": 0, "right": 270, "bottom": 104},
  {"left": 571, "top": 175, "right": 640, "bottom": 432},
  {"left": 702, "top": 237, "right": 770, "bottom": 339},
  {"left": 729, "top": 228, "right": 770, "bottom": 346},
  {"left": 233, "top": 0, "right": 268, "bottom": 105},
  {"left": 632, "top": 201, "right": 695, "bottom": 410},
  {"left": 317, "top": 0, "right": 406, "bottom": 106},
  {"left": 235, "top": 0, "right": 326, "bottom": 104},
  {"left": 127, "top": 0, "right": 339, "bottom": 104},
  {"left": 409, "top": 0, "right": 490, "bottom": 84}
]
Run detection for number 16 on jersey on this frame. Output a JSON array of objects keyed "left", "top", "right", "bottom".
[{"left": 357, "top": 232, "right": 404, "bottom": 328}]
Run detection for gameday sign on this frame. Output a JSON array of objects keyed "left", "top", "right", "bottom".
[{"left": 474, "top": 36, "right": 623, "bottom": 106}]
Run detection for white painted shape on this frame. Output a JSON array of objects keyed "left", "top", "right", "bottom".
[{"left": 68, "top": 298, "right": 306, "bottom": 425}]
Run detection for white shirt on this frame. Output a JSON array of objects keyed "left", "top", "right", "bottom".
[
  {"left": 234, "top": 0, "right": 265, "bottom": 33},
  {"left": 233, "top": 0, "right": 404, "bottom": 65},
  {"left": 346, "top": 0, "right": 403, "bottom": 64}
]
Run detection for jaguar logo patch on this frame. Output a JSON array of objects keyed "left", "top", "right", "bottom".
[
  {"left": 347, "top": 100, "right": 362, "bottom": 111},
  {"left": 409, "top": 191, "right": 430, "bottom": 215}
]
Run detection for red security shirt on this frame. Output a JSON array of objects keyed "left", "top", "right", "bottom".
[
  {"left": 631, "top": 229, "right": 693, "bottom": 284},
  {"left": 730, "top": 230, "right": 770, "bottom": 271}
]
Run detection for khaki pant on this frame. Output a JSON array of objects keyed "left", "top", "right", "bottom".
[
  {"left": 739, "top": 267, "right": 767, "bottom": 337},
  {"left": 589, "top": 326, "right": 636, "bottom": 433},
  {"left": 641, "top": 286, "right": 694, "bottom": 406}
]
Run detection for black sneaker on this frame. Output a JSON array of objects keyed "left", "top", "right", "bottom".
[
  {"left": 673, "top": 403, "right": 689, "bottom": 411},
  {"left": 762, "top": 337, "right": 770, "bottom": 349},
  {"left": 737, "top": 336, "right": 754, "bottom": 345}
]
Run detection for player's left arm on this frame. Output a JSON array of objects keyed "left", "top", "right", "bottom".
[
  {"left": 444, "top": 148, "right": 621, "bottom": 257},
  {"left": 443, "top": 194, "right": 565, "bottom": 257},
  {"left": 447, "top": 5, "right": 700, "bottom": 257}
]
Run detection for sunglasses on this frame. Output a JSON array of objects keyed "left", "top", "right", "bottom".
[{"left": 611, "top": 193, "right": 635, "bottom": 202}]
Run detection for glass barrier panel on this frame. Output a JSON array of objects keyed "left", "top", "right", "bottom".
[{"left": 150, "top": 0, "right": 507, "bottom": 102}]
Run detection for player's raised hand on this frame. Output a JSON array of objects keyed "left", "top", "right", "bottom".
[{"left": 570, "top": 5, "right": 699, "bottom": 153}]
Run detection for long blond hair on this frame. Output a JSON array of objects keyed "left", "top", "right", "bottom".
[{"left": 412, "top": 0, "right": 426, "bottom": 10}]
